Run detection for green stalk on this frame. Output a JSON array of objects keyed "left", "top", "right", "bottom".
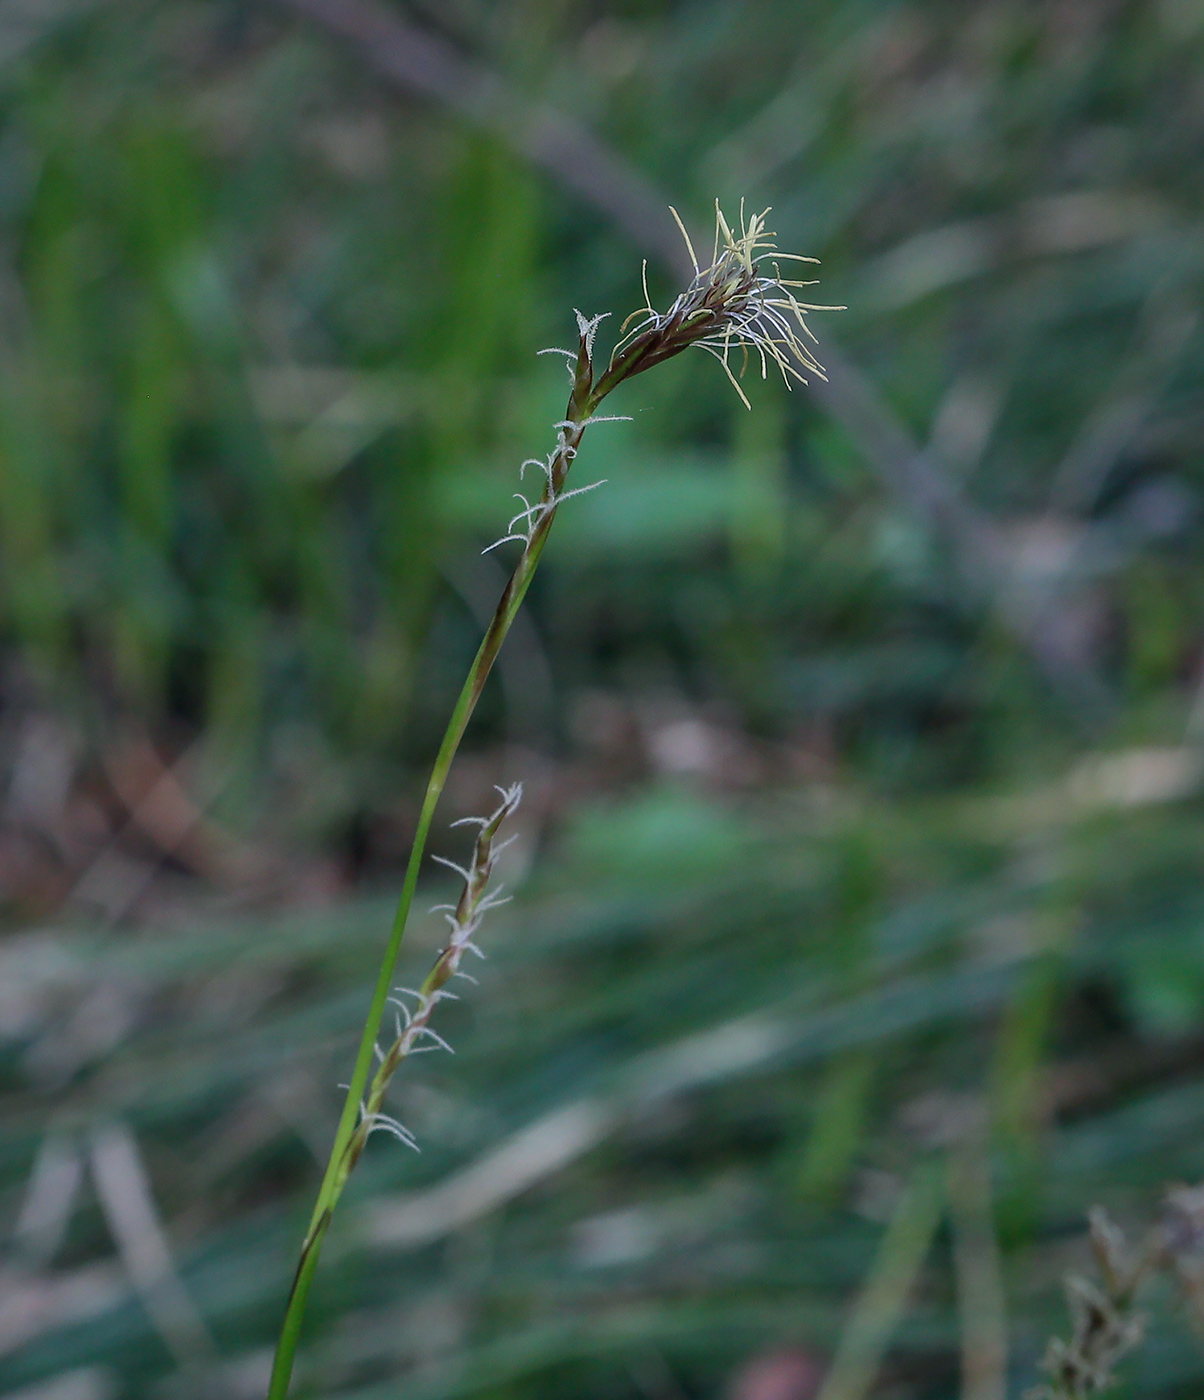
[
  {"left": 266, "top": 205, "right": 819, "bottom": 1396},
  {"left": 266, "top": 337, "right": 601, "bottom": 1400}
]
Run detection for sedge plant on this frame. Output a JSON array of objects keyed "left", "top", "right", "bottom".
[
  {"left": 266, "top": 202, "right": 829, "bottom": 1398},
  {"left": 1030, "top": 1186, "right": 1204, "bottom": 1398}
]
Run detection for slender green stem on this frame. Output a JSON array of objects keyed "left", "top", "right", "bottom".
[
  {"left": 260, "top": 200, "right": 819, "bottom": 1399},
  {"left": 266, "top": 365, "right": 598, "bottom": 1400}
]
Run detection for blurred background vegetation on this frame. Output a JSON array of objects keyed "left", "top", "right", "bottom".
[{"left": 2, "top": 0, "right": 1204, "bottom": 1396}]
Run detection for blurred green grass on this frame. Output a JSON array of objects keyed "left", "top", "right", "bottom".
[{"left": 1, "top": 1, "right": 1204, "bottom": 1397}]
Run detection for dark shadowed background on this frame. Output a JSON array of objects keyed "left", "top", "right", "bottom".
[{"left": 1, "top": 2, "right": 1204, "bottom": 1397}]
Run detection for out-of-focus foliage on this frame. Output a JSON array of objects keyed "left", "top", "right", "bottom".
[
  {"left": 8, "top": 772, "right": 1204, "bottom": 1400},
  {"left": 2, "top": 0, "right": 1204, "bottom": 1397}
]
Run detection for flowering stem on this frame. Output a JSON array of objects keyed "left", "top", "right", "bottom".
[{"left": 266, "top": 203, "right": 824, "bottom": 1399}]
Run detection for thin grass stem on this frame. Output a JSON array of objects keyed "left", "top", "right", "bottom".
[{"left": 266, "top": 202, "right": 824, "bottom": 1399}]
